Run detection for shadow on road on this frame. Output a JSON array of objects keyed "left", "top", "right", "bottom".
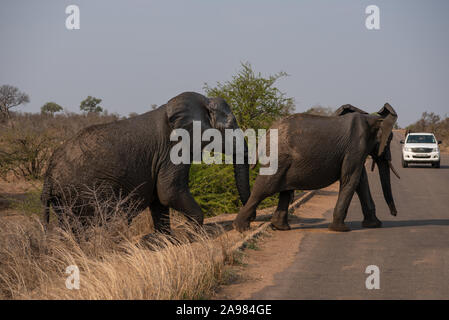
[
  {"left": 360, "top": 219, "right": 449, "bottom": 229},
  {"left": 404, "top": 165, "right": 449, "bottom": 169},
  {"left": 291, "top": 219, "right": 449, "bottom": 231}
]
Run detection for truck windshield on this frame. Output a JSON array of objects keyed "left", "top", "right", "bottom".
[{"left": 406, "top": 135, "right": 436, "bottom": 143}]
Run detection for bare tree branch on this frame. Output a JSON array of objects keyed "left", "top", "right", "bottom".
[{"left": 0, "top": 85, "right": 30, "bottom": 123}]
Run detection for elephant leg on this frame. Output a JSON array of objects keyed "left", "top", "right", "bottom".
[
  {"left": 249, "top": 210, "right": 257, "bottom": 222},
  {"left": 233, "top": 175, "right": 280, "bottom": 232},
  {"left": 163, "top": 189, "right": 204, "bottom": 228},
  {"left": 141, "top": 201, "right": 175, "bottom": 249},
  {"left": 233, "top": 192, "right": 266, "bottom": 232},
  {"left": 149, "top": 198, "right": 171, "bottom": 235},
  {"left": 329, "top": 166, "right": 363, "bottom": 232},
  {"left": 356, "top": 167, "right": 382, "bottom": 228},
  {"left": 271, "top": 190, "right": 294, "bottom": 230},
  {"left": 156, "top": 167, "right": 204, "bottom": 229}
]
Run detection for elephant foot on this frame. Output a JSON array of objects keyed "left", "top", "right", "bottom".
[
  {"left": 328, "top": 222, "right": 351, "bottom": 232},
  {"left": 249, "top": 212, "right": 257, "bottom": 222},
  {"left": 233, "top": 219, "right": 251, "bottom": 233},
  {"left": 271, "top": 221, "right": 291, "bottom": 231},
  {"left": 362, "top": 218, "right": 382, "bottom": 228},
  {"left": 140, "top": 232, "right": 180, "bottom": 249},
  {"left": 140, "top": 233, "right": 164, "bottom": 249}
]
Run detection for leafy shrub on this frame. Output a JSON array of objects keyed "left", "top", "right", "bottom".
[
  {"left": 204, "top": 62, "right": 294, "bottom": 130},
  {"left": 189, "top": 163, "right": 278, "bottom": 216}
]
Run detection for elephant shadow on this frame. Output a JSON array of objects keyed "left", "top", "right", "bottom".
[
  {"left": 203, "top": 214, "right": 329, "bottom": 237},
  {"left": 203, "top": 212, "right": 274, "bottom": 234},
  {"left": 290, "top": 218, "right": 449, "bottom": 231},
  {"left": 405, "top": 164, "right": 449, "bottom": 169},
  {"left": 357, "top": 219, "right": 449, "bottom": 229}
]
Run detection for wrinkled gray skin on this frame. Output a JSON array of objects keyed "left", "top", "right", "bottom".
[
  {"left": 41, "top": 92, "right": 250, "bottom": 235},
  {"left": 233, "top": 103, "right": 399, "bottom": 232}
]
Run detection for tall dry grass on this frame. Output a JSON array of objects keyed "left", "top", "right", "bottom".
[{"left": 0, "top": 191, "right": 234, "bottom": 300}]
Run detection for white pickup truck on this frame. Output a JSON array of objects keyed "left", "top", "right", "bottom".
[{"left": 400, "top": 133, "right": 441, "bottom": 168}]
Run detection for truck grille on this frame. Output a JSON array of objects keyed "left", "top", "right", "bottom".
[
  {"left": 413, "top": 155, "right": 431, "bottom": 159},
  {"left": 411, "top": 148, "right": 433, "bottom": 153}
]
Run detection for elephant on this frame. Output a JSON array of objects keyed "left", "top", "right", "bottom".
[
  {"left": 41, "top": 92, "right": 250, "bottom": 236},
  {"left": 233, "top": 103, "right": 399, "bottom": 232}
]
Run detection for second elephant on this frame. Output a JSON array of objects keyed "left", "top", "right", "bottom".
[{"left": 233, "top": 103, "right": 399, "bottom": 232}]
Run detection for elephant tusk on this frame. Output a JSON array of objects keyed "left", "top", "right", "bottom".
[
  {"left": 389, "top": 161, "right": 401, "bottom": 179},
  {"left": 371, "top": 158, "right": 376, "bottom": 172}
]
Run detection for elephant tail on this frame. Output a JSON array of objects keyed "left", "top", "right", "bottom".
[
  {"left": 43, "top": 198, "right": 51, "bottom": 225},
  {"left": 41, "top": 179, "right": 52, "bottom": 225}
]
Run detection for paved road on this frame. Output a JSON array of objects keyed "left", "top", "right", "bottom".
[{"left": 252, "top": 133, "right": 449, "bottom": 299}]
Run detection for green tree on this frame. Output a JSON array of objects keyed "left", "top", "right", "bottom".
[
  {"left": 41, "top": 102, "right": 63, "bottom": 115},
  {"left": 80, "top": 96, "right": 103, "bottom": 113},
  {"left": 190, "top": 62, "right": 292, "bottom": 215},
  {"left": 304, "top": 105, "right": 335, "bottom": 116},
  {"left": 203, "top": 62, "right": 294, "bottom": 130}
]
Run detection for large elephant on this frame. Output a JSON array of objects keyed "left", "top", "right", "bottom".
[
  {"left": 233, "top": 103, "right": 399, "bottom": 232},
  {"left": 41, "top": 92, "right": 250, "bottom": 235}
]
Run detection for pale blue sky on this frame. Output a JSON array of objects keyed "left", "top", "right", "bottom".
[{"left": 1, "top": 0, "right": 448, "bottom": 126}]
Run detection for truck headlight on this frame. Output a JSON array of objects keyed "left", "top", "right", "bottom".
[
  {"left": 433, "top": 148, "right": 438, "bottom": 152},
  {"left": 404, "top": 147, "right": 411, "bottom": 152}
]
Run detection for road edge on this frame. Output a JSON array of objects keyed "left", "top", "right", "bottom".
[{"left": 230, "top": 190, "right": 317, "bottom": 252}]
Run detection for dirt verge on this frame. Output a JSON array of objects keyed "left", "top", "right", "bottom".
[{"left": 213, "top": 183, "right": 339, "bottom": 299}]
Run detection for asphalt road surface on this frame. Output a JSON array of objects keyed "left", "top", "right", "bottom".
[{"left": 252, "top": 132, "right": 449, "bottom": 299}]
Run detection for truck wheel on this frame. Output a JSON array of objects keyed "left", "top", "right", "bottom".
[{"left": 402, "top": 160, "right": 408, "bottom": 168}]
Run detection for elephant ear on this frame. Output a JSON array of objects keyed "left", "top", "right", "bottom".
[
  {"left": 166, "top": 101, "right": 195, "bottom": 129},
  {"left": 205, "top": 97, "right": 234, "bottom": 130},
  {"left": 334, "top": 104, "right": 368, "bottom": 116},
  {"left": 376, "top": 103, "right": 398, "bottom": 156},
  {"left": 165, "top": 92, "right": 212, "bottom": 130}
]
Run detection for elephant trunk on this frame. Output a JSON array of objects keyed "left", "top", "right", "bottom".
[
  {"left": 226, "top": 115, "right": 250, "bottom": 205},
  {"left": 233, "top": 138, "right": 250, "bottom": 205},
  {"left": 377, "top": 158, "right": 397, "bottom": 216}
]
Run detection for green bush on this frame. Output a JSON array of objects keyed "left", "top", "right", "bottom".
[
  {"left": 189, "top": 163, "right": 278, "bottom": 216},
  {"left": 196, "top": 62, "right": 293, "bottom": 215}
]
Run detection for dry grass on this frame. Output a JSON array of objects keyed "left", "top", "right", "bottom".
[{"left": 0, "top": 190, "right": 235, "bottom": 300}]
